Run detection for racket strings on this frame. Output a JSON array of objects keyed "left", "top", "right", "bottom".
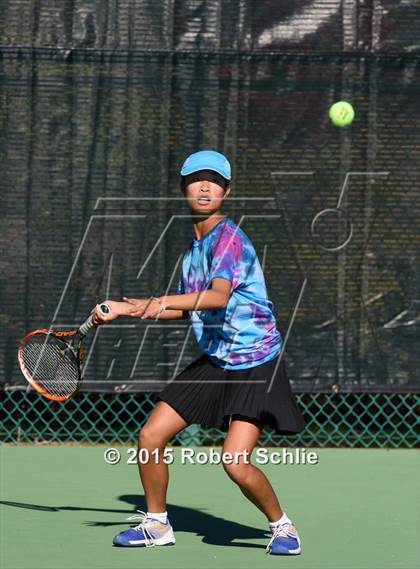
[{"left": 20, "top": 335, "right": 80, "bottom": 398}]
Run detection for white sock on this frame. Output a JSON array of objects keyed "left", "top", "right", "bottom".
[
  {"left": 147, "top": 511, "right": 168, "bottom": 524},
  {"left": 269, "top": 512, "right": 292, "bottom": 530}
]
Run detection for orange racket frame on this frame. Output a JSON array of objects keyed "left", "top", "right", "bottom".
[{"left": 17, "top": 304, "right": 110, "bottom": 402}]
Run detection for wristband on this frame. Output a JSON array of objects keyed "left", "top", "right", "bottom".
[{"left": 151, "top": 296, "right": 166, "bottom": 314}]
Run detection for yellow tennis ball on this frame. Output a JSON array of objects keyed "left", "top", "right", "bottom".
[{"left": 329, "top": 101, "right": 355, "bottom": 127}]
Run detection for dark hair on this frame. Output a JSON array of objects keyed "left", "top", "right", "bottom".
[{"left": 180, "top": 175, "right": 230, "bottom": 192}]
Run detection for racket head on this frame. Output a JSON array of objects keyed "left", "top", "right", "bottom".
[{"left": 18, "top": 329, "right": 82, "bottom": 401}]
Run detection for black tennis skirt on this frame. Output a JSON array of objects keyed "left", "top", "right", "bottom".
[{"left": 157, "top": 353, "right": 305, "bottom": 435}]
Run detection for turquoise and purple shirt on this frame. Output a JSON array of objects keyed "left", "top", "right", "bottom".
[{"left": 177, "top": 217, "right": 282, "bottom": 370}]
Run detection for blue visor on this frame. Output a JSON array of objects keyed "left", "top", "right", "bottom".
[{"left": 180, "top": 150, "right": 231, "bottom": 181}]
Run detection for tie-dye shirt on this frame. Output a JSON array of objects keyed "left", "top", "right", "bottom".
[{"left": 177, "top": 216, "right": 282, "bottom": 370}]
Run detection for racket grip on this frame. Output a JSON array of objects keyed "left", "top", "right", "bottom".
[
  {"left": 79, "top": 303, "right": 111, "bottom": 336},
  {"left": 99, "top": 304, "right": 111, "bottom": 316}
]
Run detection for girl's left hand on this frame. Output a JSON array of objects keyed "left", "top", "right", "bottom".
[{"left": 123, "top": 297, "right": 163, "bottom": 319}]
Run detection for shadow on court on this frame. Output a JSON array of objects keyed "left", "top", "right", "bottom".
[{"left": 0, "top": 495, "right": 270, "bottom": 549}]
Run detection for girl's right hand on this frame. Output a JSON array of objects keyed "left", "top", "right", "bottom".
[{"left": 91, "top": 300, "right": 129, "bottom": 325}]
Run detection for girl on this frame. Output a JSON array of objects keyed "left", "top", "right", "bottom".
[{"left": 92, "top": 150, "right": 305, "bottom": 555}]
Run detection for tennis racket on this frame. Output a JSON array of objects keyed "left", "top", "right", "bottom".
[{"left": 18, "top": 304, "right": 110, "bottom": 402}]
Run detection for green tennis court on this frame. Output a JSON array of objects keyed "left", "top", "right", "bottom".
[{"left": 1, "top": 446, "right": 418, "bottom": 569}]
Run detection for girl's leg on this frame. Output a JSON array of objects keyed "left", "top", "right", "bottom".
[
  {"left": 138, "top": 401, "right": 188, "bottom": 512},
  {"left": 222, "top": 416, "right": 282, "bottom": 522}
]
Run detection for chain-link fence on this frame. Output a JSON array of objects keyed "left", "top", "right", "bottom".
[{"left": 2, "top": 390, "right": 418, "bottom": 448}]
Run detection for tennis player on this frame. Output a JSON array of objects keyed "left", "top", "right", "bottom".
[{"left": 92, "top": 150, "right": 305, "bottom": 555}]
